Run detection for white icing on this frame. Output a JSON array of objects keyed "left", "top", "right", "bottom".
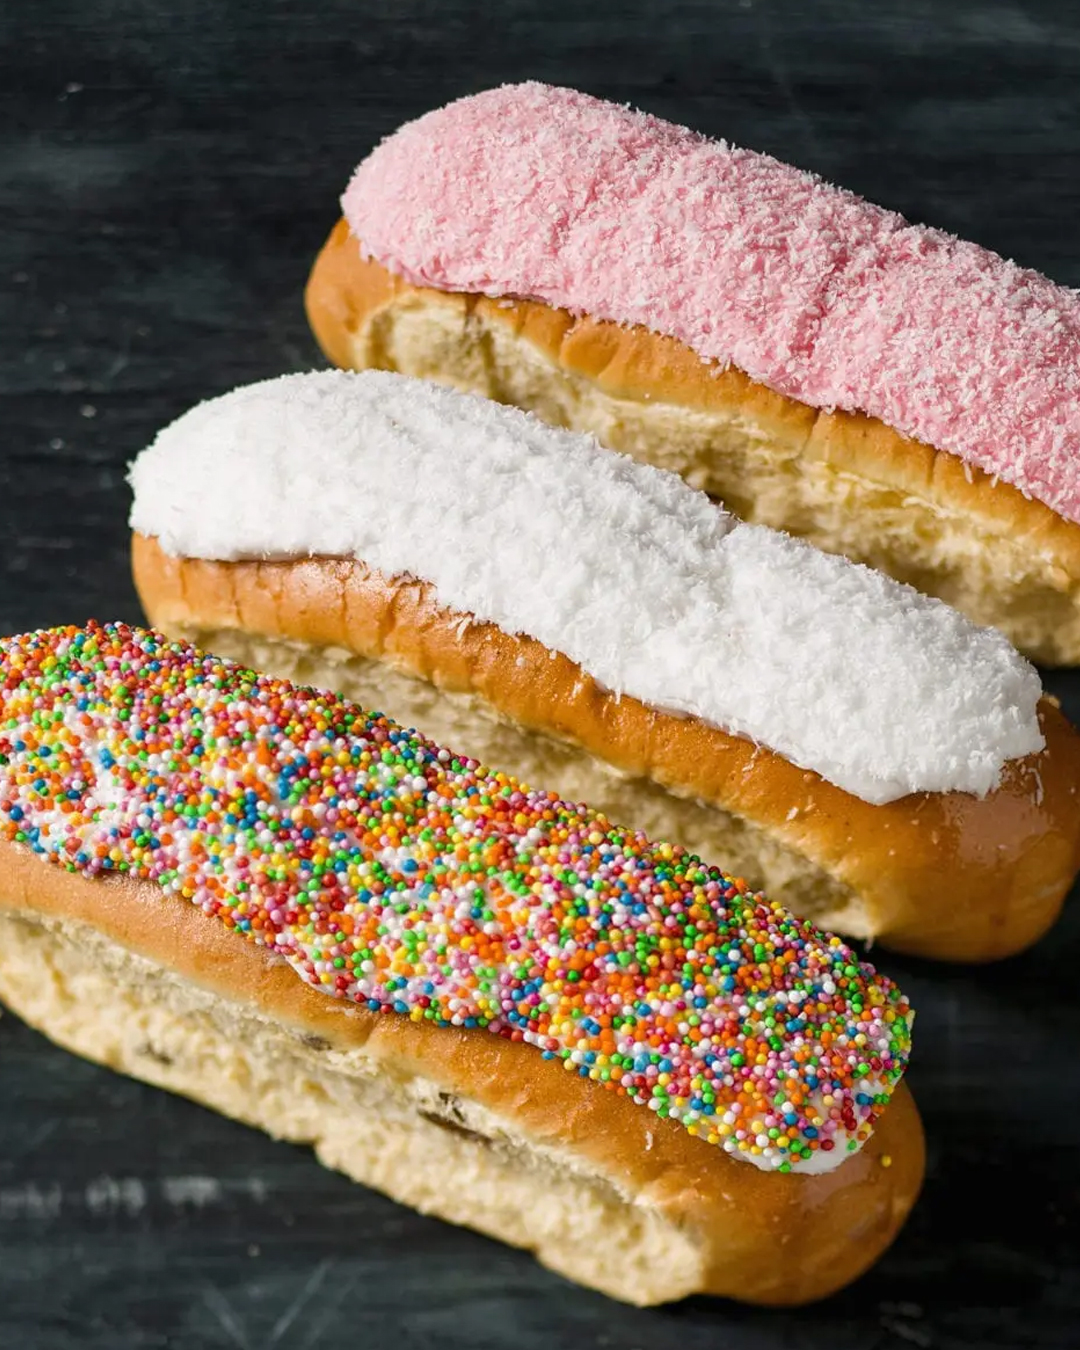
[{"left": 128, "top": 370, "right": 1045, "bottom": 805}]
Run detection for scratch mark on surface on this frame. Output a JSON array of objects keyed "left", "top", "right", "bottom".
[
  {"left": 268, "top": 1258, "right": 335, "bottom": 1347},
  {"left": 201, "top": 1283, "right": 253, "bottom": 1350},
  {"left": 8, "top": 1117, "right": 60, "bottom": 1165},
  {"left": 293, "top": 1265, "right": 362, "bottom": 1350},
  {"left": 103, "top": 351, "right": 130, "bottom": 382}
]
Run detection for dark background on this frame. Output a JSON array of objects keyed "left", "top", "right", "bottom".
[{"left": 2, "top": 2, "right": 1080, "bottom": 1347}]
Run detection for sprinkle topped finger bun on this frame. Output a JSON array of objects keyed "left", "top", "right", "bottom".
[{"left": 0, "top": 622, "right": 912, "bottom": 1174}]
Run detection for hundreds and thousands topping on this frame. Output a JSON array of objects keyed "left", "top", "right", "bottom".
[
  {"left": 128, "top": 370, "right": 1044, "bottom": 805},
  {"left": 344, "top": 82, "right": 1080, "bottom": 526},
  {"left": 0, "top": 623, "right": 912, "bottom": 1174}
]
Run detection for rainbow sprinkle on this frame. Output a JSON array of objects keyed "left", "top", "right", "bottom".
[{"left": 0, "top": 623, "right": 912, "bottom": 1172}]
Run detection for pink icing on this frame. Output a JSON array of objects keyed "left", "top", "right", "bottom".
[{"left": 343, "top": 82, "right": 1080, "bottom": 525}]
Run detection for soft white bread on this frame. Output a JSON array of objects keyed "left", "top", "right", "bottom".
[
  {"left": 307, "top": 85, "right": 1080, "bottom": 665},
  {"left": 0, "top": 623, "right": 923, "bottom": 1306}
]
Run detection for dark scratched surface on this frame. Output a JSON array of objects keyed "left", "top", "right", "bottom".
[{"left": 2, "top": 2, "right": 1080, "bottom": 1346}]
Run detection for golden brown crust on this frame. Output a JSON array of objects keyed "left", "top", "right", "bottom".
[
  {"left": 306, "top": 218, "right": 822, "bottom": 446},
  {"left": 304, "top": 219, "right": 1080, "bottom": 659},
  {"left": 0, "top": 836, "right": 923, "bottom": 1305},
  {"left": 133, "top": 534, "right": 1080, "bottom": 962}
]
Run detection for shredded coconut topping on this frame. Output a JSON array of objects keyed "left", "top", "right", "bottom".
[
  {"left": 343, "top": 81, "right": 1080, "bottom": 524},
  {"left": 129, "top": 370, "right": 1043, "bottom": 805}
]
